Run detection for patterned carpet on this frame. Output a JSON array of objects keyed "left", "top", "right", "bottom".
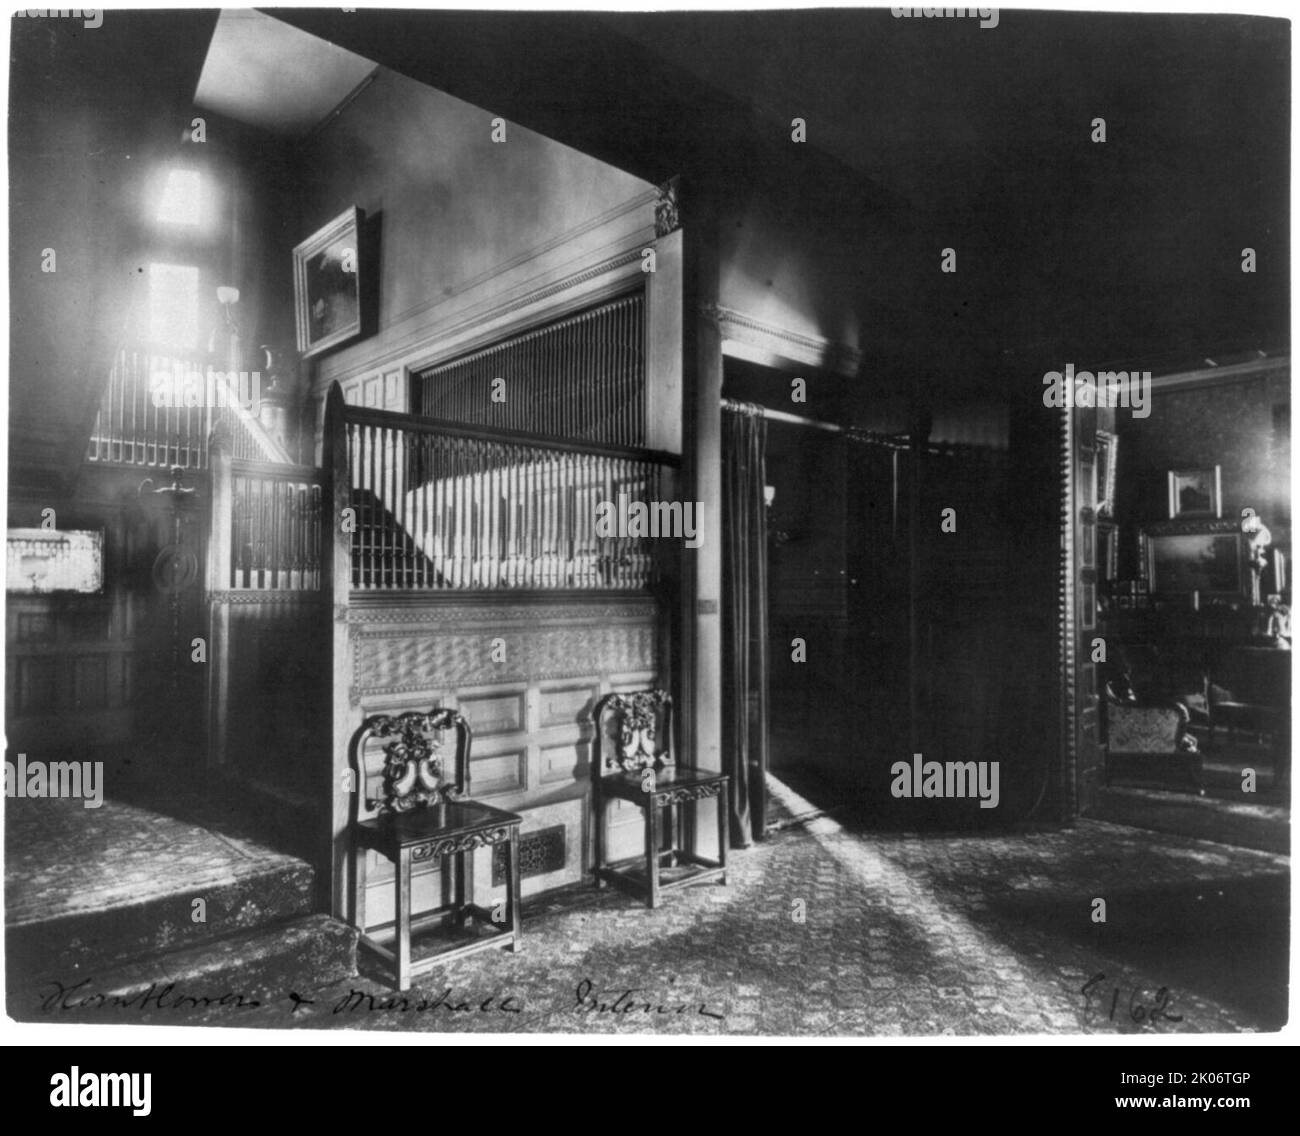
[
  {"left": 238, "top": 779, "right": 1290, "bottom": 1036},
  {"left": 4, "top": 794, "right": 302, "bottom": 927},
  {"left": 7, "top": 776, "right": 1289, "bottom": 1036}
]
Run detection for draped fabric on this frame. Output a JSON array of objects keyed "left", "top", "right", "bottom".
[{"left": 722, "top": 403, "right": 769, "bottom": 846}]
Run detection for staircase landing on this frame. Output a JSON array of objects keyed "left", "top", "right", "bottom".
[{"left": 5, "top": 774, "right": 352, "bottom": 1014}]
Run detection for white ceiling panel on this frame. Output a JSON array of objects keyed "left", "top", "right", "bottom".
[{"left": 195, "top": 9, "right": 377, "bottom": 136}]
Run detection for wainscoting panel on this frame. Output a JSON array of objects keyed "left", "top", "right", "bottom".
[{"left": 340, "top": 595, "right": 663, "bottom": 912}]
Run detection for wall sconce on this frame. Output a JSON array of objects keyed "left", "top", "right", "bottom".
[
  {"left": 763, "top": 485, "right": 776, "bottom": 508},
  {"left": 211, "top": 286, "right": 242, "bottom": 370}
]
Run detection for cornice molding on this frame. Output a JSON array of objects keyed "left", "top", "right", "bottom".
[
  {"left": 315, "top": 245, "right": 648, "bottom": 392},
  {"left": 1150, "top": 355, "right": 1289, "bottom": 394},
  {"left": 314, "top": 190, "right": 657, "bottom": 390},
  {"left": 700, "top": 303, "right": 862, "bottom": 378}
]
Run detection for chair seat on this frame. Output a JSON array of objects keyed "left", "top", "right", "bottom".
[
  {"left": 356, "top": 799, "right": 522, "bottom": 860},
  {"left": 599, "top": 765, "right": 729, "bottom": 805}
]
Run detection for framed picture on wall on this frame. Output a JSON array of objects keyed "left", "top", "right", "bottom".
[
  {"left": 6, "top": 527, "right": 104, "bottom": 594},
  {"left": 293, "top": 206, "right": 364, "bottom": 359},
  {"left": 1167, "top": 465, "right": 1222, "bottom": 519},
  {"left": 1096, "top": 521, "right": 1118, "bottom": 582},
  {"left": 1140, "top": 519, "right": 1250, "bottom": 599},
  {"left": 1095, "top": 431, "right": 1118, "bottom": 516}
]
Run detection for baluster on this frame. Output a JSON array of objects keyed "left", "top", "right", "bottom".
[
  {"left": 312, "top": 482, "right": 322, "bottom": 589},
  {"left": 369, "top": 421, "right": 379, "bottom": 590},
  {"left": 459, "top": 437, "right": 470, "bottom": 588},
  {"left": 551, "top": 448, "right": 559, "bottom": 585},
  {"left": 450, "top": 438, "right": 460, "bottom": 588},
  {"left": 383, "top": 425, "right": 391, "bottom": 588},
  {"left": 381, "top": 424, "right": 389, "bottom": 588},
  {"left": 414, "top": 433, "right": 424, "bottom": 588},
  {"left": 392, "top": 426, "right": 402, "bottom": 588},
  {"left": 232, "top": 477, "right": 243, "bottom": 588},
  {"left": 396, "top": 427, "right": 406, "bottom": 588},
  {"left": 432, "top": 435, "right": 443, "bottom": 587}
]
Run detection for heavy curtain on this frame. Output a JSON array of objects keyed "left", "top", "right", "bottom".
[{"left": 722, "top": 402, "right": 769, "bottom": 846}]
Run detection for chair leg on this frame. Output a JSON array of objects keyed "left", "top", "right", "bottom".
[
  {"left": 667, "top": 800, "right": 678, "bottom": 867},
  {"left": 395, "top": 847, "right": 413, "bottom": 990},
  {"left": 508, "top": 826, "right": 522, "bottom": 952},
  {"left": 647, "top": 797, "right": 662, "bottom": 908},
  {"left": 717, "top": 786, "right": 729, "bottom": 885},
  {"left": 593, "top": 790, "right": 606, "bottom": 889},
  {"left": 353, "top": 842, "right": 368, "bottom": 936},
  {"left": 454, "top": 849, "right": 468, "bottom": 928}
]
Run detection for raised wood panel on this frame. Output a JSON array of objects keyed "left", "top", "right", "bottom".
[
  {"left": 539, "top": 682, "right": 599, "bottom": 729},
  {"left": 336, "top": 598, "right": 664, "bottom": 908},
  {"left": 470, "top": 747, "right": 528, "bottom": 796},
  {"left": 17, "top": 658, "right": 57, "bottom": 715},
  {"left": 216, "top": 596, "right": 329, "bottom": 781},
  {"left": 540, "top": 738, "right": 590, "bottom": 784},
  {"left": 383, "top": 369, "right": 402, "bottom": 410},
  {"left": 458, "top": 690, "right": 526, "bottom": 737},
  {"left": 473, "top": 797, "right": 586, "bottom": 900},
  {"left": 73, "top": 656, "right": 108, "bottom": 710},
  {"left": 17, "top": 613, "right": 53, "bottom": 642}
]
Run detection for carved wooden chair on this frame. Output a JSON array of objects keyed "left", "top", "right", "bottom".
[
  {"left": 591, "top": 690, "right": 729, "bottom": 908},
  {"left": 350, "top": 708, "right": 522, "bottom": 989}
]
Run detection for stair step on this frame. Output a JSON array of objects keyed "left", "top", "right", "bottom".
[
  {"left": 11, "top": 914, "right": 358, "bottom": 1025},
  {"left": 5, "top": 791, "right": 318, "bottom": 988},
  {"left": 6, "top": 856, "right": 316, "bottom": 988}
]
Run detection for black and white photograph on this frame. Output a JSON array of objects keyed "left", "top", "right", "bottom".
[{"left": 3, "top": 2, "right": 1293, "bottom": 1063}]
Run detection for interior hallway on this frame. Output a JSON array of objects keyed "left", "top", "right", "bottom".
[{"left": 10, "top": 774, "right": 1287, "bottom": 1036}]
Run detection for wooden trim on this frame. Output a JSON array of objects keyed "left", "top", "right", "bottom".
[
  {"left": 1150, "top": 355, "right": 1288, "bottom": 394},
  {"left": 1059, "top": 403, "right": 1077, "bottom": 817},
  {"left": 312, "top": 222, "right": 654, "bottom": 391},
  {"left": 340, "top": 403, "right": 681, "bottom": 466},
  {"left": 346, "top": 588, "right": 658, "bottom": 610},
  {"left": 703, "top": 302, "right": 862, "bottom": 378},
  {"left": 229, "top": 458, "right": 323, "bottom": 481},
  {"left": 326, "top": 382, "right": 355, "bottom": 919}
]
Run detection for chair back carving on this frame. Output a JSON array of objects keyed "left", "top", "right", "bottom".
[
  {"left": 593, "top": 690, "right": 673, "bottom": 775},
  {"left": 350, "top": 709, "right": 472, "bottom": 817}
]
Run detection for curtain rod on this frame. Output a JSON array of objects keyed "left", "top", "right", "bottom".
[
  {"left": 721, "top": 400, "right": 843, "bottom": 434},
  {"left": 721, "top": 399, "right": 912, "bottom": 448}
]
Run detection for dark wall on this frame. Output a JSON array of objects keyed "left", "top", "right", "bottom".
[
  {"left": 290, "top": 66, "right": 651, "bottom": 387},
  {"left": 1116, "top": 368, "right": 1291, "bottom": 576}
]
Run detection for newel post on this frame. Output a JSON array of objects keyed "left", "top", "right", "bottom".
[
  {"left": 205, "top": 427, "right": 233, "bottom": 770},
  {"left": 323, "top": 382, "right": 355, "bottom": 918}
]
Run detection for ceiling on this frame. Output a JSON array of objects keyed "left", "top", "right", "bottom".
[
  {"left": 7, "top": 8, "right": 1290, "bottom": 482},
  {"left": 195, "top": 10, "right": 376, "bottom": 137},
  {"left": 271, "top": 7, "right": 1290, "bottom": 377}
]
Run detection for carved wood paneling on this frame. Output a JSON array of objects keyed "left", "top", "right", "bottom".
[{"left": 350, "top": 600, "right": 658, "bottom": 696}]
